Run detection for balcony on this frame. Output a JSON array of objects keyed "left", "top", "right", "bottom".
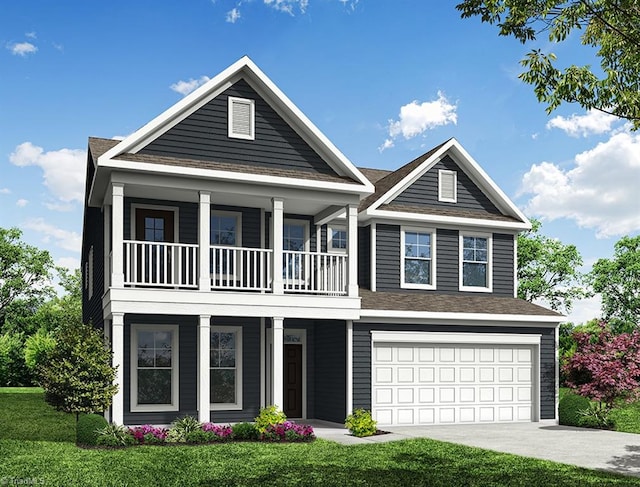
[{"left": 121, "top": 241, "right": 348, "bottom": 296}]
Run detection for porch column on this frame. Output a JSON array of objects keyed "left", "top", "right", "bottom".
[
  {"left": 346, "top": 204, "right": 358, "bottom": 297},
  {"left": 346, "top": 320, "right": 353, "bottom": 415},
  {"left": 103, "top": 205, "right": 111, "bottom": 292},
  {"left": 111, "top": 183, "right": 125, "bottom": 288},
  {"left": 111, "top": 312, "right": 124, "bottom": 425},
  {"left": 198, "top": 315, "right": 211, "bottom": 423},
  {"left": 271, "top": 198, "right": 284, "bottom": 294},
  {"left": 198, "top": 192, "right": 211, "bottom": 291},
  {"left": 272, "top": 317, "right": 284, "bottom": 408}
]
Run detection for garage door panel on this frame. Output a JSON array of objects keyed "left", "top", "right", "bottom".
[{"left": 372, "top": 342, "right": 534, "bottom": 426}]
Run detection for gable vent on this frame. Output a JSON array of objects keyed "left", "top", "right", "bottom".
[
  {"left": 228, "top": 96, "right": 255, "bottom": 140},
  {"left": 438, "top": 169, "right": 457, "bottom": 202}
]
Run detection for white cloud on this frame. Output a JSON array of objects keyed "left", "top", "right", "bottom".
[
  {"left": 8, "top": 41, "right": 37, "bottom": 56},
  {"left": 563, "top": 294, "right": 602, "bottom": 325},
  {"left": 25, "top": 32, "right": 37, "bottom": 39},
  {"left": 9, "top": 142, "right": 86, "bottom": 205},
  {"left": 520, "top": 131, "right": 640, "bottom": 238},
  {"left": 0, "top": 188, "right": 10, "bottom": 194},
  {"left": 55, "top": 256, "right": 80, "bottom": 271},
  {"left": 170, "top": 76, "right": 211, "bottom": 96},
  {"left": 546, "top": 109, "right": 620, "bottom": 137},
  {"left": 380, "top": 92, "right": 457, "bottom": 151},
  {"left": 264, "top": 0, "right": 309, "bottom": 15},
  {"left": 226, "top": 8, "right": 241, "bottom": 23},
  {"left": 23, "top": 218, "right": 81, "bottom": 253},
  {"left": 16, "top": 199, "right": 28, "bottom": 207}
]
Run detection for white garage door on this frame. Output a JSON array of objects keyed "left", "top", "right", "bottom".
[{"left": 372, "top": 342, "right": 534, "bottom": 426}]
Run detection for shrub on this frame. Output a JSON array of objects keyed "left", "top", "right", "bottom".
[
  {"left": 260, "top": 421, "right": 315, "bottom": 442},
  {"left": 578, "top": 403, "right": 616, "bottom": 430},
  {"left": 232, "top": 422, "right": 259, "bottom": 440},
  {"left": 345, "top": 409, "right": 377, "bottom": 437},
  {"left": 558, "top": 392, "right": 591, "bottom": 426},
  {"left": 129, "top": 425, "right": 168, "bottom": 444},
  {"left": 185, "top": 429, "right": 217, "bottom": 444},
  {"left": 96, "top": 424, "right": 135, "bottom": 447},
  {"left": 24, "top": 329, "right": 56, "bottom": 372},
  {"left": 254, "top": 405, "right": 287, "bottom": 433},
  {"left": 202, "top": 423, "right": 233, "bottom": 441},
  {"left": 76, "top": 413, "right": 108, "bottom": 446},
  {"left": 0, "top": 332, "right": 32, "bottom": 386},
  {"left": 166, "top": 416, "right": 202, "bottom": 443}
]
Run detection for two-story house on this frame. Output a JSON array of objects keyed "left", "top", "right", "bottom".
[{"left": 82, "top": 56, "right": 562, "bottom": 428}]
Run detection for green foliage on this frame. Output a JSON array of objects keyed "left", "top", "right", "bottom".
[
  {"left": 232, "top": 421, "right": 259, "bottom": 440},
  {"left": 578, "top": 403, "right": 615, "bottom": 430},
  {"left": 559, "top": 392, "right": 591, "bottom": 426},
  {"left": 185, "top": 429, "right": 216, "bottom": 444},
  {"left": 24, "top": 329, "right": 56, "bottom": 371},
  {"left": 589, "top": 236, "right": 640, "bottom": 332},
  {"left": 0, "top": 227, "right": 54, "bottom": 325},
  {"left": 516, "top": 219, "right": 588, "bottom": 313},
  {"left": 76, "top": 413, "right": 108, "bottom": 446},
  {"left": 345, "top": 408, "right": 378, "bottom": 437},
  {"left": 166, "top": 416, "right": 202, "bottom": 443},
  {"left": 457, "top": 1, "right": 640, "bottom": 128},
  {"left": 96, "top": 424, "right": 135, "bottom": 447},
  {"left": 254, "top": 405, "right": 287, "bottom": 433},
  {"left": 39, "top": 321, "right": 117, "bottom": 416},
  {"left": 0, "top": 332, "right": 32, "bottom": 386}
]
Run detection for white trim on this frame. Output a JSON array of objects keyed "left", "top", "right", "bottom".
[
  {"left": 370, "top": 223, "right": 376, "bottom": 292},
  {"left": 513, "top": 234, "right": 518, "bottom": 298},
  {"left": 346, "top": 320, "right": 353, "bottom": 416},
  {"left": 459, "top": 232, "right": 493, "bottom": 293},
  {"left": 555, "top": 325, "right": 560, "bottom": 423},
  {"left": 210, "top": 325, "right": 243, "bottom": 411},
  {"left": 198, "top": 315, "right": 211, "bottom": 422},
  {"left": 228, "top": 96, "right": 255, "bottom": 140},
  {"left": 111, "top": 314, "right": 124, "bottom": 424},
  {"left": 272, "top": 317, "right": 284, "bottom": 409},
  {"left": 103, "top": 205, "right": 111, "bottom": 293},
  {"left": 198, "top": 192, "right": 211, "bottom": 292},
  {"left": 130, "top": 203, "right": 180, "bottom": 242},
  {"left": 438, "top": 169, "right": 457, "bottom": 203},
  {"left": 272, "top": 199, "right": 284, "bottom": 295},
  {"left": 400, "top": 226, "right": 436, "bottom": 290},
  {"left": 370, "top": 330, "right": 541, "bottom": 345},
  {"left": 327, "top": 224, "right": 347, "bottom": 253},
  {"left": 111, "top": 184, "right": 125, "bottom": 288},
  {"left": 130, "top": 323, "right": 180, "bottom": 413},
  {"left": 359, "top": 309, "right": 563, "bottom": 324},
  {"left": 260, "top": 318, "right": 266, "bottom": 408}
]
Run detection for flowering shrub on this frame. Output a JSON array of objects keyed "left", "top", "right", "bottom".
[
  {"left": 202, "top": 423, "right": 233, "bottom": 441},
  {"left": 254, "top": 405, "right": 287, "bottom": 433},
  {"left": 129, "top": 425, "right": 168, "bottom": 444},
  {"left": 261, "top": 421, "right": 315, "bottom": 442}
]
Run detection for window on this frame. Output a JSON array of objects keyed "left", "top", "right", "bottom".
[
  {"left": 228, "top": 97, "right": 255, "bottom": 140},
  {"left": 401, "top": 228, "right": 436, "bottom": 289},
  {"left": 460, "top": 234, "right": 492, "bottom": 291},
  {"left": 283, "top": 221, "right": 308, "bottom": 282},
  {"left": 210, "top": 211, "right": 242, "bottom": 276},
  {"left": 438, "top": 169, "right": 457, "bottom": 203},
  {"left": 210, "top": 327, "right": 242, "bottom": 410},
  {"left": 328, "top": 226, "right": 347, "bottom": 252},
  {"left": 131, "top": 325, "right": 179, "bottom": 411}
]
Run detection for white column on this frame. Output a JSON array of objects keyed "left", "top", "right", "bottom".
[
  {"left": 272, "top": 317, "right": 284, "bottom": 409},
  {"left": 103, "top": 319, "right": 112, "bottom": 423},
  {"left": 111, "top": 183, "right": 125, "bottom": 288},
  {"left": 260, "top": 318, "right": 266, "bottom": 408},
  {"left": 346, "top": 204, "right": 358, "bottom": 297},
  {"left": 198, "top": 315, "right": 211, "bottom": 423},
  {"left": 103, "top": 205, "right": 111, "bottom": 292},
  {"left": 271, "top": 198, "right": 284, "bottom": 294},
  {"left": 346, "top": 320, "right": 353, "bottom": 415},
  {"left": 111, "top": 313, "right": 124, "bottom": 425},
  {"left": 199, "top": 192, "right": 211, "bottom": 291}
]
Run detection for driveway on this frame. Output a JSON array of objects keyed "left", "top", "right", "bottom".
[{"left": 310, "top": 420, "right": 640, "bottom": 478}]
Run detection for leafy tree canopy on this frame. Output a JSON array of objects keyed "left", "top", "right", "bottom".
[
  {"left": 517, "top": 219, "right": 588, "bottom": 313},
  {"left": 457, "top": 0, "right": 640, "bottom": 128}
]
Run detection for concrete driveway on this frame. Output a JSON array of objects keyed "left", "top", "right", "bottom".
[{"left": 311, "top": 420, "right": 640, "bottom": 478}]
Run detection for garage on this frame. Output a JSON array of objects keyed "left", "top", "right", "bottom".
[{"left": 371, "top": 332, "right": 540, "bottom": 426}]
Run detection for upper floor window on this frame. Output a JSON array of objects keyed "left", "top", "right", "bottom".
[
  {"left": 210, "top": 212, "right": 242, "bottom": 247},
  {"left": 460, "top": 234, "right": 492, "bottom": 292},
  {"left": 228, "top": 97, "right": 255, "bottom": 140},
  {"left": 401, "top": 228, "right": 436, "bottom": 289},
  {"left": 438, "top": 169, "right": 457, "bottom": 203},
  {"left": 328, "top": 225, "right": 347, "bottom": 252}
]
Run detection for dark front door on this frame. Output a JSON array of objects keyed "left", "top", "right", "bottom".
[
  {"left": 284, "top": 344, "right": 303, "bottom": 418},
  {"left": 135, "top": 209, "right": 175, "bottom": 284}
]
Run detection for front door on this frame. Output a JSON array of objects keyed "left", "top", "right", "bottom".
[
  {"left": 284, "top": 344, "right": 303, "bottom": 418},
  {"left": 135, "top": 208, "right": 175, "bottom": 284}
]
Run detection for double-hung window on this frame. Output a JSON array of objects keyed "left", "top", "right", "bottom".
[
  {"left": 210, "top": 326, "right": 242, "bottom": 410},
  {"left": 210, "top": 211, "right": 242, "bottom": 278},
  {"left": 328, "top": 225, "right": 347, "bottom": 252},
  {"left": 460, "top": 234, "right": 492, "bottom": 292},
  {"left": 401, "top": 228, "right": 436, "bottom": 289}
]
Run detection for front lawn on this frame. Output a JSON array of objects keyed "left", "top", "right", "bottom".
[{"left": 1, "top": 388, "right": 639, "bottom": 486}]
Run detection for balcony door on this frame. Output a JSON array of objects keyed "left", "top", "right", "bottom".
[
  {"left": 135, "top": 208, "right": 175, "bottom": 285},
  {"left": 283, "top": 221, "right": 308, "bottom": 288}
]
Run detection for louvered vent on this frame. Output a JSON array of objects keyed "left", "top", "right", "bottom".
[
  {"left": 439, "top": 170, "right": 457, "bottom": 202},
  {"left": 228, "top": 97, "right": 255, "bottom": 140}
]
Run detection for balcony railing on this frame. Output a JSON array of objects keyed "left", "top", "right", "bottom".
[{"left": 121, "top": 241, "right": 348, "bottom": 295}]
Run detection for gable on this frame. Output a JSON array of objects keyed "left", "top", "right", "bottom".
[
  {"left": 389, "top": 155, "right": 502, "bottom": 215},
  {"left": 138, "top": 79, "right": 340, "bottom": 177}
]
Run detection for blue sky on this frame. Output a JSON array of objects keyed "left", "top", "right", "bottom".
[{"left": 1, "top": 1, "right": 639, "bottom": 324}]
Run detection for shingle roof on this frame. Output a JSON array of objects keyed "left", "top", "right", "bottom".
[
  {"left": 88, "top": 137, "right": 119, "bottom": 160},
  {"left": 358, "top": 167, "right": 391, "bottom": 184},
  {"left": 379, "top": 203, "right": 521, "bottom": 223},
  {"left": 359, "top": 288, "right": 562, "bottom": 317}
]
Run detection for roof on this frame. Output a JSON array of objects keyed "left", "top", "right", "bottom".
[
  {"left": 88, "top": 137, "right": 119, "bottom": 160},
  {"left": 359, "top": 167, "right": 392, "bottom": 184},
  {"left": 379, "top": 203, "right": 522, "bottom": 223},
  {"left": 359, "top": 288, "right": 562, "bottom": 318}
]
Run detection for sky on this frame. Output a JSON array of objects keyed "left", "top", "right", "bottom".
[{"left": 1, "top": 1, "right": 639, "bottom": 324}]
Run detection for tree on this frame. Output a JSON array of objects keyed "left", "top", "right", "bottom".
[
  {"left": 0, "top": 227, "right": 54, "bottom": 325},
  {"left": 456, "top": 1, "right": 640, "bottom": 128},
  {"left": 589, "top": 235, "right": 640, "bottom": 331},
  {"left": 40, "top": 321, "right": 117, "bottom": 419},
  {"left": 564, "top": 322, "right": 640, "bottom": 413},
  {"left": 517, "top": 219, "right": 588, "bottom": 313}
]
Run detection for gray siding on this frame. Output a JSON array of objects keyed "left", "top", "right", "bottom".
[
  {"left": 391, "top": 155, "right": 502, "bottom": 215},
  {"left": 375, "top": 224, "right": 401, "bottom": 291},
  {"left": 358, "top": 225, "right": 371, "bottom": 290},
  {"left": 139, "top": 79, "right": 338, "bottom": 176},
  {"left": 493, "top": 233, "right": 515, "bottom": 297},
  {"left": 82, "top": 206, "right": 104, "bottom": 329},
  {"left": 314, "top": 321, "right": 346, "bottom": 422},
  {"left": 353, "top": 323, "right": 556, "bottom": 420},
  {"left": 436, "top": 229, "right": 459, "bottom": 293}
]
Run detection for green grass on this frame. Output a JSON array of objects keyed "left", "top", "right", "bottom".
[
  {"left": 1, "top": 388, "right": 639, "bottom": 487},
  {"left": 560, "top": 387, "right": 640, "bottom": 434}
]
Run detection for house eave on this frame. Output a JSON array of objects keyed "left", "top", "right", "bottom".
[{"left": 359, "top": 309, "right": 563, "bottom": 325}]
